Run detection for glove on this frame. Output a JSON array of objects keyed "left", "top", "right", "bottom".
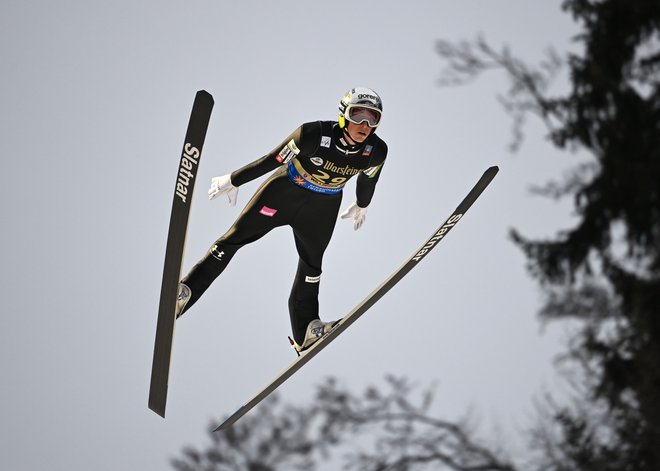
[
  {"left": 340, "top": 202, "right": 368, "bottom": 231},
  {"left": 208, "top": 174, "right": 238, "bottom": 206}
]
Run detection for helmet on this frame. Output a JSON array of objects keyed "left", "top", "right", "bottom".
[{"left": 338, "top": 87, "right": 383, "bottom": 129}]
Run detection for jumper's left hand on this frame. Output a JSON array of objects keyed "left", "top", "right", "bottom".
[{"left": 340, "top": 202, "right": 368, "bottom": 231}]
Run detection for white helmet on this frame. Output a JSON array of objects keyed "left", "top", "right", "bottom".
[{"left": 338, "top": 87, "right": 383, "bottom": 130}]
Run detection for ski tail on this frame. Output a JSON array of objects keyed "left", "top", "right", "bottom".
[{"left": 149, "top": 90, "right": 214, "bottom": 418}]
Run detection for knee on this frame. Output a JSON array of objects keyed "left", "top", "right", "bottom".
[{"left": 210, "top": 242, "right": 229, "bottom": 262}]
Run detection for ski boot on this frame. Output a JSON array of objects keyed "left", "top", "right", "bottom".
[
  {"left": 175, "top": 283, "right": 191, "bottom": 319},
  {"left": 289, "top": 319, "right": 340, "bottom": 356}
]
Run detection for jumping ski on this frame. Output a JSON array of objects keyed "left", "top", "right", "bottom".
[
  {"left": 213, "top": 165, "right": 499, "bottom": 431},
  {"left": 149, "top": 90, "right": 214, "bottom": 418}
]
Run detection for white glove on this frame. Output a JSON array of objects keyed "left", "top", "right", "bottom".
[
  {"left": 340, "top": 202, "right": 368, "bottom": 230},
  {"left": 208, "top": 174, "right": 238, "bottom": 206}
]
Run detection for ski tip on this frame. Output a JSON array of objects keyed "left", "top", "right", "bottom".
[
  {"left": 195, "top": 89, "right": 215, "bottom": 104},
  {"left": 486, "top": 165, "right": 499, "bottom": 174}
]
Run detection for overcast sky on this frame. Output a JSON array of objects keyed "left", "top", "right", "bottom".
[{"left": 1, "top": 1, "right": 585, "bottom": 469}]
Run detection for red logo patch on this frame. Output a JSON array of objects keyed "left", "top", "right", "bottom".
[{"left": 259, "top": 206, "right": 278, "bottom": 217}]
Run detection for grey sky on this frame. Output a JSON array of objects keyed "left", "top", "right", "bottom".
[{"left": 2, "top": 1, "right": 583, "bottom": 469}]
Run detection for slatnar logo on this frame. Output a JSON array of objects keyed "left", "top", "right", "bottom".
[
  {"left": 412, "top": 214, "right": 463, "bottom": 261},
  {"left": 175, "top": 143, "right": 199, "bottom": 203}
]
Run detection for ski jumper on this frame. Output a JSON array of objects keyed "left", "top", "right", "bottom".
[{"left": 180, "top": 120, "right": 388, "bottom": 344}]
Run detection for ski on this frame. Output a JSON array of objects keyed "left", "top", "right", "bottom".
[
  {"left": 213, "top": 165, "right": 499, "bottom": 431},
  {"left": 149, "top": 90, "right": 214, "bottom": 418}
]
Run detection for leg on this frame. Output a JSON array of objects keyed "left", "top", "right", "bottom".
[
  {"left": 179, "top": 173, "right": 289, "bottom": 317},
  {"left": 179, "top": 238, "right": 245, "bottom": 316},
  {"left": 288, "top": 257, "right": 322, "bottom": 344},
  {"left": 288, "top": 193, "right": 342, "bottom": 343}
]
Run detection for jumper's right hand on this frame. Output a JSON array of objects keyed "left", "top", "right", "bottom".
[
  {"left": 340, "top": 201, "right": 368, "bottom": 230},
  {"left": 208, "top": 174, "right": 238, "bottom": 206}
]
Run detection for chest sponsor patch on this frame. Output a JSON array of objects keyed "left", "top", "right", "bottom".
[
  {"left": 310, "top": 157, "right": 324, "bottom": 166},
  {"left": 320, "top": 136, "right": 331, "bottom": 148},
  {"left": 287, "top": 160, "right": 344, "bottom": 194}
]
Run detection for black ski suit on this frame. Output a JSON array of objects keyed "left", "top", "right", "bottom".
[{"left": 180, "top": 120, "right": 388, "bottom": 344}]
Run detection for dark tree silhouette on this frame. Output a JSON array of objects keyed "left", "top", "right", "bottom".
[
  {"left": 172, "top": 377, "right": 517, "bottom": 471},
  {"left": 171, "top": 394, "right": 320, "bottom": 471},
  {"left": 435, "top": 1, "right": 660, "bottom": 469}
]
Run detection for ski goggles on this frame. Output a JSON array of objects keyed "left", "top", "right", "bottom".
[{"left": 345, "top": 105, "right": 382, "bottom": 127}]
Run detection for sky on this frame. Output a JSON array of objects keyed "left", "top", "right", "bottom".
[{"left": 1, "top": 1, "right": 585, "bottom": 469}]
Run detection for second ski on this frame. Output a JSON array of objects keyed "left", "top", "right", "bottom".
[{"left": 213, "top": 165, "right": 499, "bottom": 431}]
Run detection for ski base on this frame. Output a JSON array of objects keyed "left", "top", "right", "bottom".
[{"left": 149, "top": 90, "right": 214, "bottom": 418}]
